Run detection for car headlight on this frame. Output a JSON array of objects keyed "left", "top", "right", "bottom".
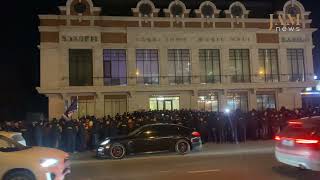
[
  {"left": 40, "top": 158, "right": 59, "bottom": 167},
  {"left": 100, "top": 139, "right": 110, "bottom": 146}
]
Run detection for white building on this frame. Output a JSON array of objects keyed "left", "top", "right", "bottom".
[{"left": 37, "top": 0, "right": 317, "bottom": 119}]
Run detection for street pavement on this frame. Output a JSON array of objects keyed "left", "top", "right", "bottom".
[{"left": 67, "top": 141, "right": 320, "bottom": 180}]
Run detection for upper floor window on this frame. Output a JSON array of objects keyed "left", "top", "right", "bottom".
[
  {"left": 199, "top": 49, "right": 221, "bottom": 84},
  {"left": 229, "top": 49, "right": 250, "bottom": 83},
  {"left": 103, "top": 49, "right": 127, "bottom": 86},
  {"left": 136, "top": 49, "right": 159, "bottom": 85},
  {"left": 287, "top": 49, "right": 305, "bottom": 82},
  {"left": 168, "top": 49, "right": 191, "bottom": 85},
  {"left": 201, "top": 4, "right": 214, "bottom": 18},
  {"left": 258, "top": 49, "right": 279, "bottom": 82},
  {"left": 231, "top": 5, "right": 243, "bottom": 17},
  {"left": 69, "top": 49, "right": 93, "bottom": 86},
  {"left": 139, "top": 3, "right": 153, "bottom": 17}
]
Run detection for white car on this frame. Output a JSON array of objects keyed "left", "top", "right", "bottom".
[
  {"left": 275, "top": 117, "right": 320, "bottom": 171},
  {"left": 0, "top": 135, "right": 70, "bottom": 180},
  {"left": 0, "top": 131, "right": 26, "bottom": 146}
]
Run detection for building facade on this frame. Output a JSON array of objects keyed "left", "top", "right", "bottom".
[{"left": 37, "top": 0, "right": 317, "bottom": 119}]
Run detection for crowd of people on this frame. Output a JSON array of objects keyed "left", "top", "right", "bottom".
[{"left": 1, "top": 106, "right": 319, "bottom": 153}]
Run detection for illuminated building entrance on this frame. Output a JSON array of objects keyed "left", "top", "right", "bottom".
[{"left": 149, "top": 97, "right": 180, "bottom": 110}]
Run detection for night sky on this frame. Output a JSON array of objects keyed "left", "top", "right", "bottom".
[{"left": 0, "top": 0, "right": 319, "bottom": 121}]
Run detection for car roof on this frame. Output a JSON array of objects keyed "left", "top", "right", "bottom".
[
  {"left": 0, "top": 131, "right": 22, "bottom": 138},
  {"left": 143, "top": 123, "right": 190, "bottom": 129}
]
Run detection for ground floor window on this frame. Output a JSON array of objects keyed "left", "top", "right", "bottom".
[
  {"left": 198, "top": 93, "right": 219, "bottom": 112},
  {"left": 104, "top": 95, "right": 127, "bottom": 117},
  {"left": 149, "top": 96, "right": 180, "bottom": 111},
  {"left": 72, "top": 96, "right": 95, "bottom": 118},
  {"left": 226, "top": 92, "right": 248, "bottom": 112},
  {"left": 256, "top": 93, "right": 276, "bottom": 111}
]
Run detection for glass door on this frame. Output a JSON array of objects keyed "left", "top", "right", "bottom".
[{"left": 164, "top": 100, "right": 173, "bottom": 110}]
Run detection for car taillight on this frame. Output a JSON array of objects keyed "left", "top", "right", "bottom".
[
  {"left": 274, "top": 136, "right": 281, "bottom": 141},
  {"left": 295, "top": 139, "right": 319, "bottom": 144},
  {"left": 192, "top": 131, "right": 201, "bottom": 137}
]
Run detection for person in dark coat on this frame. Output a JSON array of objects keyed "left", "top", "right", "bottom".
[
  {"left": 77, "top": 120, "right": 86, "bottom": 152},
  {"left": 50, "top": 119, "right": 61, "bottom": 149},
  {"left": 64, "top": 120, "right": 76, "bottom": 153},
  {"left": 34, "top": 122, "right": 43, "bottom": 146}
]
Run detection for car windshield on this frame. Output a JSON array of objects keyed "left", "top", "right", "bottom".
[{"left": 0, "top": 135, "right": 30, "bottom": 152}]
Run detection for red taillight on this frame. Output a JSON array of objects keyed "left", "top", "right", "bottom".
[
  {"left": 192, "top": 131, "right": 201, "bottom": 137},
  {"left": 295, "top": 139, "right": 319, "bottom": 144},
  {"left": 288, "top": 121, "right": 303, "bottom": 125},
  {"left": 275, "top": 136, "right": 281, "bottom": 141}
]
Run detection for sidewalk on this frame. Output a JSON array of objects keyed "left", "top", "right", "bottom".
[{"left": 70, "top": 140, "right": 275, "bottom": 161}]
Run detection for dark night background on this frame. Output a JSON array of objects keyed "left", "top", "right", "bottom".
[{"left": 0, "top": 0, "right": 319, "bottom": 121}]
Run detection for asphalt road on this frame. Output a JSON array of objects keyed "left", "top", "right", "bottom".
[{"left": 68, "top": 149, "right": 320, "bottom": 180}]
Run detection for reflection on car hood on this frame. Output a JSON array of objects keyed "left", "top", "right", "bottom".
[{"left": 16, "top": 147, "right": 68, "bottom": 159}]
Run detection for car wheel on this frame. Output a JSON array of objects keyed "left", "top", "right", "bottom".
[
  {"left": 110, "top": 143, "right": 126, "bottom": 159},
  {"left": 175, "top": 139, "right": 190, "bottom": 155},
  {"left": 4, "top": 170, "right": 35, "bottom": 180}
]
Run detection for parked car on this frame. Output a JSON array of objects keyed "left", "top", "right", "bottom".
[
  {"left": 97, "top": 123, "right": 202, "bottom": 159},
  {"left": 275, "top": 117, "right": 320, "bottom": 171},
  {"left": 0, "top": 131, "right": 26, "bottom": 146},
  {"left": 0, "top": 135, "right": 70, "bottom": 180}
]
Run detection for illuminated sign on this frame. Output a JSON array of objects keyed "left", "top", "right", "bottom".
[{"left": 269, "top": 14, "right": 301, "bottom": 32}]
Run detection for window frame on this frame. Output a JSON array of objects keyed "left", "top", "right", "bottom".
[
  {"left": 103, "top": 49, "right": 127, "bottom": 86},
  {"left": 168, "top": 49, "right": 191, "bottom": 85}
]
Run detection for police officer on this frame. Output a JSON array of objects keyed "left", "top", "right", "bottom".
[
  {"left": 34, "top": 122, "right": 43, "bottom": 146},
  {"left": 51, "top": 119, "right": 61, "bottom": 149},
  {"left": 64, "top": 120, "right": 76, "bottom": 153}
]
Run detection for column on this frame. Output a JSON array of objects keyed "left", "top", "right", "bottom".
[
  {"left": 249, "top": 47, "right": 259, "bottom": 83},
  {"left": 159, "top": 47, "right": 168, "bottom": 85},
  {"left": 59, "top": 47, "right": 69, "bottom": 87},
  {"left": 220, "top": 47, "right": 229, "bottom": 83},
  {"left": 93, "top": 46, "right": 104, "bottom": 86},
  {"left": 218, "top": 90, "right": 227, "bottom": 112},
  {"left": 279, "top": 47, "right": 288, "bottom": 82},
  {"left": 127, "top": 47, "right": 136, "bottom": 86},
  {"left": 95, "top": 93, "right": 104, "bottom": 117},
  {"left": 305, "top": 44, "right": 314, "bottom": 81},
  {"left": 48, "top": 94, "right": 65, "bottom": 120},
  {"left": 190, "top": 90, "right": 198, "bottom": 110},
  {"left": 191, "top": 48, "right": 200, "bottom": 84},
  {"left": 248, "top": 89, "right": 257, "bottom": 111}
]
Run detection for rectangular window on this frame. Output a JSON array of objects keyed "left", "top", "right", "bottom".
[
  {"left": 69, "top": 49, "right": 93, "bottom": 86},
  {"left": 229, "top": 49, "right": 250, "bottom": 83},
  {"left": 198, "top": 93, "right": 219, "bottom": 112},
  {"left": 227, "top": 92, "right": 248, "bottom": 112},
  {"left": 287, "top": 49, "right": 305, "bottom": 82},
  {"left": 257, "top": 93, "right": 276, "bottom": 111},
  {"left": 104, "top": 95, "right": 127, "bottom": 117},
  {"left": 199, "top": 49, "right": 221, "bottom": 84},
  {"left": 149, "top": 97, "right": 180, "bottom": 111},
  {"left": 103, "top": 49, "right": 127, "bottom": 86},
  {"left": 136, "top": 49, "right": 159, "bottom": 85},
  {"left": 258, "top": 49, "right": 279, "bottom": 82},
  {"left": 168, "top": 49, "right": 191, "bottom": 85}
]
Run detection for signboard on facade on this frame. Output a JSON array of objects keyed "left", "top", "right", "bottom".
[
  {"left": 60, "top": 32, "right": 101, "bottom": 43},
  {"left": 130, "top": 31, "right": 254, "bottom": 45},
  {"left": 61, "top": 35, "right": 99, "bottom": 42},
  {"left": 281, "top": 36, "right": 309, "bottom": 43}
]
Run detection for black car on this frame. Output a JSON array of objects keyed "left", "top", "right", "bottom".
[{"left": 96, "top": 123, "right": 202, "bottom": 159}]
